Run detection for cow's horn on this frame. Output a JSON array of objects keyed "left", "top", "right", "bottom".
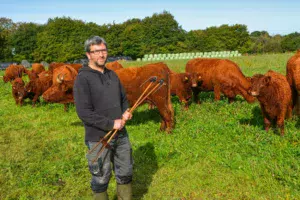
[{"left": 56, "top": 74, "right": 62, "bottom": 83}]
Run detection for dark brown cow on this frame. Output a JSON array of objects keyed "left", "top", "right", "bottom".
[
  {"left": 286, "top": 50, "right": 300, "bottom": 115},
  {"left": 186, "top": 58, "right": 255, "bottom": 104},
  {"left": 25, "top": 71, "right": 53, "bottom": 106},
  {"left": 106, "top": 61, "right": 123, "bottom": 71},
  {"left": 249, "top": 70, "right": 292, "bottom": 136},
  {"left": 115, "top": 62, "right": 174, "bottom": 133},
  {"left": 3, "top": 65, "right": 26, "bottom": 83},
  {"left": 11, "top": 77, "right": 26, "bottom": 106},
  {"left": 42, "top": 65, "right": 78, "bottom": 111}
]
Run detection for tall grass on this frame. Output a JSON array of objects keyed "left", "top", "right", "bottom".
[{"left": 1, "top": 53, "right": 299, "bottom": 199}]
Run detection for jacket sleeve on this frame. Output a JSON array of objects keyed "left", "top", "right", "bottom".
[{"left": 73, "top": 74, "right": 114, "bottom": 131}]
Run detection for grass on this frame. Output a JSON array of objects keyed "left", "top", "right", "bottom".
[{"left": 1, "top": 53, "right": 300, "bottom": 199}]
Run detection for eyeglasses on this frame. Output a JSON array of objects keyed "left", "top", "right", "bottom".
[{"left": 89, "top": 49, "right": 107, "bottom": 55}]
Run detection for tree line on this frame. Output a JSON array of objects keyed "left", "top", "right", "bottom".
[{"left": 0, "top": 11, "right": 299, "bottom": 63}]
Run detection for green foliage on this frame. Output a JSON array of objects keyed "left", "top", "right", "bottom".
[
  {"left": 11, "top": 22, "right": 43, "bottom": 62},
  {"left": 1, "top": 53, "right": 300, "bottom": 199},
  {"left": 281, "top": 32, "right": 300, "bottom": 52}
]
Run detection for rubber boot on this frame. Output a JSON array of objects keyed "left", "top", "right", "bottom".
[
  {"left": 94, "top": 191, "right": 109, "bottom": 200},
  {"left": 117, "top": 183, "right": 132, "bottom": 200}
]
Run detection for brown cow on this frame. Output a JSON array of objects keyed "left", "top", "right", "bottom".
[
  {"left": 186, "top": 58, "right": 255, "bottom": 104},
  {"left": 115, "top": 62, "right": 174, "bottom": 132},
  {"left": 286, "top": 50, "right": 300, "bottom": 115},
  {"left": 169, "top": 71, "right": 202, "bottom": 109},
  {"left": 3, "top": 65, "right": 26, "bottom": 83},
  {"left": 106, "top": 61, "right": 123, "bottom": 71},
  {"left": 48, "top": 62, "right": 82, "bottom": 73},
  {"left": 42, "top": 65, "right": 78, "bottom": 111},
  {"left": 11, "top": 77, "right": 26, "bottom": 106},
  {"left": 249, "top": 70, "right": 292, "bottom": 136},
  {"left": 24, "top": 71, "right": 53, "bottom": 106},
  {"left": 24, "top": 63, "right": 46, "bottom": 80}
]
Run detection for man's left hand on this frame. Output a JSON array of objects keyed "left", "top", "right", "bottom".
[{"left": 122, "top": 109, "right": 132, "bottom": 121}]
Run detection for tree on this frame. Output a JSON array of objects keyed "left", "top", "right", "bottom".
[
  {"left": 0, "top": 17, "right": 16, "bottom": 61},
  {"left": 281, "top": 32, "right": 300, "bottom": 52}
]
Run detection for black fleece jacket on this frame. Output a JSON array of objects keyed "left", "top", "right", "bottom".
[{"left": 73, "top": 65, "right": 128, "bottom": 141}]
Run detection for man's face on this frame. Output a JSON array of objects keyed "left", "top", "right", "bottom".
[{"left": 86, "top": 43, "right": 108, "bottom": 68}]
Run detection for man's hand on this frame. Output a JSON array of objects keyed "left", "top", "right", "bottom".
[
  {"left": 113, "top": 119, "right": 125, "bottom": 130},
  {"left": 122, "top": 109, "right": 132, "bottom": 121}
]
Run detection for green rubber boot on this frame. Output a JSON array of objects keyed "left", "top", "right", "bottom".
[
  {"left": 117, "top": 183, "right": 132, "bottom": 200},
  {"left": 94, "top": 191, "right": 108, "bottom": 200}
]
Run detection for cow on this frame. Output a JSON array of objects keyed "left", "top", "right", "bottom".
[
  {"left": 169, "top": 71, "right": 202, "bottom": 109},
  {"left": 11, "top": 77, "right": 26, "bottom": 106},
  {"left": 115, "top": 62, "right": 174, "bottom": 133},
  {"left": 24, "top": 71, "right": 53, "bottom": 107},
  {"left": 106, "top": 61, "right": 123, "bottom": 71},
  {"left": 24, "top": 63, "right": 46, "bottom": 80},
  {"left": 185, "top": 58, "right": 255, "bottom": 104},
  {"left": 286, "top": 50, "right": 300, "bottom": 115},
  {"left": 42, "top": 65, "right": 78, "bottom": 111},
  {"left": 3, "top": 65, "right": 26, "bottom": 83},
  {"left": 48, "top": 62, "right": 82, "bottom": 73},
  {"left": 249, "top": 70, "right": 292, "bottom": 136}
]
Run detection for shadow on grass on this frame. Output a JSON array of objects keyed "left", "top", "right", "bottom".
[
  {"left": 132, "top": 142, "right": 158, "bottom": 200},
  {"left": 111, "top": 142, "right": 158, "bottom": 200},
  {"left": 239, "top": 105, "right": 264, "bottom": 128}
]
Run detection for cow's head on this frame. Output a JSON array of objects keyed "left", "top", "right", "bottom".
[
  {"left": 187, "top": 72, "right": 202, "bottom": 88},
  {"left": 3, "top": 75, "right": 9, "bottom": 83},
  {"left": 248, "top": 74, "right": 270, "bottom": 97},
  {"left": 12, "top": 78, "right": 26, "bottom": 99}
]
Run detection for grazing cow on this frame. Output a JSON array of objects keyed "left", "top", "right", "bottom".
[
  {"left": 42, "top": 65, "right": 78, "bottom": 111},
  {"left": 11, "top": 77, "right": 26, "bottom": 106},
  {"left": 106, "top": 61, "right": 123, "bottom": 71},
  {"left": 286, "top": 50, "right": 300, "bottom": 115},
  {"left": 24, "top": 71, "right": 53, "bottom": 106},
  {"left": 249, "top": 70, "right": 292, "bottom": 136},
  {"left": 3, "top": 65, "right": 26, "bottom": 83},
  {"left": 115, "top": 62, "right": 174, "bottom": 133},
  {"left": 186, "top": 58, "right": 255, "bottom": 104}
]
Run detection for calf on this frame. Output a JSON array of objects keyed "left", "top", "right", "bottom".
[
  {"left": 11, "top": 78, "right": 26, "bottom": 106},
  {"left": 249, "top": 70, "right": 292, "bottom": 136}
]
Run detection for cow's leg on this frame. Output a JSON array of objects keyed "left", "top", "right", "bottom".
[
  {"left": 295, "top": 94, "right": 300, "bottom": 115},
  {"left": 32, "top": 93, "right": 40, "bottom": 107},
  {"left": 155, "top": 100, "right": 174, "bottom": 133},
  {"left": 286, "top": 102, "right": 293, "bottom": 119},
  {"left": 192, "top": 87, "right": 200, "bottom": 104},
  {"left": 64, "top": 104, "right": 68, "bottom": 112},
  {"left": 214, "top": 83, "right": 221, "bottom": 101}
]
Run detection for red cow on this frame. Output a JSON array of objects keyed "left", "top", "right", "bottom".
[
  {"left": 11, "top": 77, "right": 26, "bottom": 106},
  {"left": 286, "top": 50, "right": 300, "bottom": 115},
  {"left": 3, "top": 65, "right": 26, "bottom": 83},
  {"left": 169, "top": 71, "right": 202, "bottom": 109},
  {"left": 42, "top": 65, "right": 78, "bottom": 111},
  {"left": 106, "top": 61, "right": 123, "bottom": 71},
  {"left": 115, "top": 62, "right": 174, "bottom": 133},
  {"left": 25, "top": 63, "right": 46, "bottom": 80},
  {"left": 186, "top": 58, "right": 255, "bottom": 104},
  {"left": 24, "top": 71, "right": 53, "bottom": 106},
  {"left": 48, "top": 62, "right": 82, "bottom": 73},
  {"left": 249, "top": 70, "right": 292, "bottom": 136}
]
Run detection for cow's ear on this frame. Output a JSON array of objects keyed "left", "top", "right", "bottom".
[{"left": 263, "top": 76, "right": 271, "bottom": 85}]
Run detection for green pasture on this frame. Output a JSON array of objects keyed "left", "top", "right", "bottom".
[{"left": 1, "top": 53, "right": 299, "bottom": 199}]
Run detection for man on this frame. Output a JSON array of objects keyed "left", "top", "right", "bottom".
[{"left": 73, "top": 36, "right": 133, "bottom": 200}]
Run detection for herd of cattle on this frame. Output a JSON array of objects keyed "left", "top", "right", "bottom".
[{"left": 2, "top": 50, "right": 300, "bottom": 136}]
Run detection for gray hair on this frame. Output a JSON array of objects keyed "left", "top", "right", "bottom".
[{"left": 84, "top": 36, "right": 107, "bottom": 52}]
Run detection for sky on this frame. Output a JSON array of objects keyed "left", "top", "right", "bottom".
[{"left": 1, "top": 0, "right": 300, "bottom": 35}]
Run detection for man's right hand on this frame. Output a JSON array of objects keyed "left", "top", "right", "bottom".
[{"left": 113, "top": 119, "right": 125, "bottom": 130}]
